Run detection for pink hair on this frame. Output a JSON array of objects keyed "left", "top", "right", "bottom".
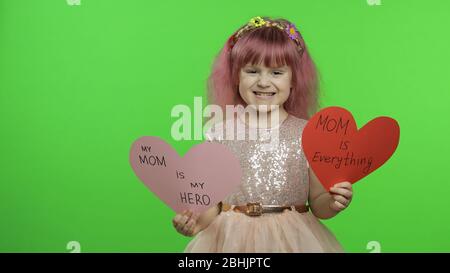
[{"left": 207, "top": 17, "right": 320, "bottom": 120}]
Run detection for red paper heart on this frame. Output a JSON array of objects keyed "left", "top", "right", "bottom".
[
  {"left": 130, "top": 136, "right": 242, "bottom": 213},
  {"left": 302, "top": 106, "right": 400, "bottom": 191}
]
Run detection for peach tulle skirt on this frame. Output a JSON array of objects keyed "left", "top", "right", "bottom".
[{"left": 184, "top": 209, "right": 344, "bottom": 253}]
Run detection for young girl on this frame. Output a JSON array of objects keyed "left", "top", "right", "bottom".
[{"left": 172, "top": 16, "right": 353, "bottom": 252}]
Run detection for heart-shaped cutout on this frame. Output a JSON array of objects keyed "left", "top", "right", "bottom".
[
  {"left": 302, "top": 106, "right": 400, "bottom": 191},
  {"left": 129, "top": 136, "right": 242, "bottom": 213}
]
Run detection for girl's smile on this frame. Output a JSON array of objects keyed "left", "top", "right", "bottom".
[{"left": 252, "top": 90, "right": 277, "bottom": 100}]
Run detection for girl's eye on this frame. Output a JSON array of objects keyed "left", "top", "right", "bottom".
[{"left": 244, "top": 69, "right": 283, "bottom": 75}]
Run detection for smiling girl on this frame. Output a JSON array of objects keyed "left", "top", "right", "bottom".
[{"left": 172, "top": 16, "right": 353, "bottom": 252}]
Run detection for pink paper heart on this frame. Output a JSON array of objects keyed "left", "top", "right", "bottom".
[{"left": 129, "top": 136, "right": 242, "bottom": 214}]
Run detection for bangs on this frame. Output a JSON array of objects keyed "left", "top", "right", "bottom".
[{"left": 230, "top": 26, "right": 300, "bottom": 85}]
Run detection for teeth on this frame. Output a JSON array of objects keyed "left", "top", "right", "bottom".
[{"left": 254, "top": 91, "right": 275, "bottom": 96}]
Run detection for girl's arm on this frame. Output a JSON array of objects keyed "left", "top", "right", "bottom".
[
  {"left": 173, "top": 203, "right": 221, "bottom": 237},
  {"left": 194, "top": 203, "right": 221, "bottom": 234},
  {"left": 307, "top": 168, "right": 353, "bottom": 219}
]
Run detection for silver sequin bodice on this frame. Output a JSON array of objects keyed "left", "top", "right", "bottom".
[{"left": 205, "top": 115, "right": 310, "bottom": 206}]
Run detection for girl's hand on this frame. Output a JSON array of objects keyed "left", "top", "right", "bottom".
[
  {"left": 172, "top": 210, "right": 200, "bottom": 237},
  {"left": 329, "top": 182, "right": 353, "bottom": 212}
]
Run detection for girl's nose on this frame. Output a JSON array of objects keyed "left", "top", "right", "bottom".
[{"left": 257, "top": 74, "right": 271, "bottom": 87}]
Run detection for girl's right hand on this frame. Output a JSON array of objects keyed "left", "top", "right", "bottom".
[{"left": 172, "top": 210, "right": 200, "bottom": 237}]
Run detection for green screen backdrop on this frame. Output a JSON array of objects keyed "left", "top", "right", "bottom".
[{"left": 1, "top": 0, "right": 449, "bottom": 252}]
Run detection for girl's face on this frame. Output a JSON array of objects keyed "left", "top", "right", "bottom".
[{"left": 238, "top": 62, "right": 292, "bottom": 113}]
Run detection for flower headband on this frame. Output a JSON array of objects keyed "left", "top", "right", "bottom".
[{"left": 228, "top": 16, "right": 304, "bottom": 56}]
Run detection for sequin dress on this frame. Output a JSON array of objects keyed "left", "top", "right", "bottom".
[{"left": 184, "top": 114, "right": 344, "bottom": 253}]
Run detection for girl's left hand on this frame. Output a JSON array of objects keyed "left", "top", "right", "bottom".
[{"left": 329, "top": 182, "right": 353, "bottom": 212}]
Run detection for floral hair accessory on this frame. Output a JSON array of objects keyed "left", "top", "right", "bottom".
[
  {"left": 228, "top": 16, "right": 304, "bottom": 56},
  {"left": 249, "top": 16, "right": 266, "bottom": 27}
]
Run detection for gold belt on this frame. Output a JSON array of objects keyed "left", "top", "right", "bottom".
[{"left": 220, "top": 202, "right": 309, "bottom": 217}]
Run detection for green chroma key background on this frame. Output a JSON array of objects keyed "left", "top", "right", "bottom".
[{"left": 1, "top": 0, "right": 449, "bottom": 252}]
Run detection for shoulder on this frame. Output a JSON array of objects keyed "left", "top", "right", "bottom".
[
  {"left": 288, "top": 116, "right": 311, "bottom": 168},
  {"left": 285, "top": 115, "right": 309, "bottom": 132},
  {"left": 290, "top": 115, "right": 308, "bottom": 125}
]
